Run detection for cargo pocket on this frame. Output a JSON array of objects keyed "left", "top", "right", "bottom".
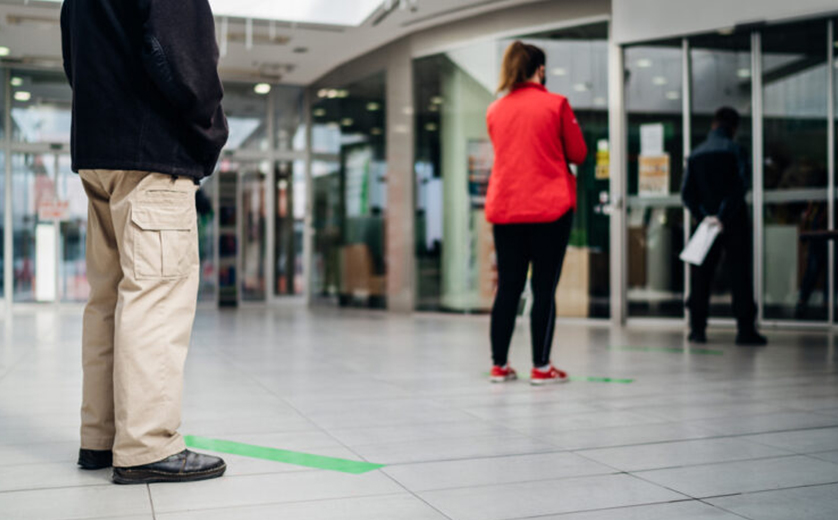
[{"left": 131, "top": 197, "right": 197, "bottom": 280}]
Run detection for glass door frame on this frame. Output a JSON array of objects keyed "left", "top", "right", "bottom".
[{"left": 616, "top": 19, "right": 837, "bottom": 330}]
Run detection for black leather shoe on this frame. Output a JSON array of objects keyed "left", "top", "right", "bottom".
[
  {"left": 736, "top": 331, "right": 768, "bottom": 346},
  {"left": 78, "top": 449, "right": 113, "bottom": 470},
  {"left": 688, "top": 330, "right": 707, "bottom": 344},
  {"left": 113, "top": 449, "right": 226, "bottom": 485}
]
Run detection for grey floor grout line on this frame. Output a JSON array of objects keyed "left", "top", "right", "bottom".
[
  {"left": 147, "top": 483, "right": 157, "bottom": 520},
  {"left": 694, "top": 497, "right": 755, "bottom": 520},
  {"left": 378, "top": 471, "right": 457, "bottom": 520},
  {"left": 506, "top": 498, "right": 702, "bottom": 519}
]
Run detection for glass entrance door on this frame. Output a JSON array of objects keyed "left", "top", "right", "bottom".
[
  {"left": 12, "top": 152, "right": 88, "bottom": 303},
  {"left": 761, "top": 20, "right": 830, "bottom": 323}
]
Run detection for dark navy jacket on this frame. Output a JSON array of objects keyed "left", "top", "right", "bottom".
[
  {"left": 60, "top": 0, "right": 228, "bottom": 180},
  {"left": 681, "top": 128, "right": 751, "bottom": 227}
]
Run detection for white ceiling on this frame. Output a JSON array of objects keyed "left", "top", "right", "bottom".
[
  {"left": 36, "top": 0, "right": 385, "bottom": 26},
  {"left": 0, "top": 0, "right": 543, "bottom": 85}
]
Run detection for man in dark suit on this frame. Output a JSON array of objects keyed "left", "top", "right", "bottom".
[
  {"left": 682, "top": 107, "right": 767, "bottom": 346},
  {"left": 62, "top": 0, "right": 229, "bottom": 483}
]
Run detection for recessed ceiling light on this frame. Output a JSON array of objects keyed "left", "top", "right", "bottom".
[
  {"left": 430, "top": 96, "right": 444, "bottom": 105},
  {"left": 652, "top": 76, "right": 667, "bottom": 86},
  {"left": 637, "top": 58, "right": 652, "bottom": 68},
  {"left": 737, "top": 68, "right": 751, "bottom": 78},
  {"left": 313, "top": 108, "right": 327, "bottom": 117},
  {"left": 14, "top": 91, "right": 31, "bottom": 102},
  {"left": 428, "top": 105, "right": 439, "bottom": 112},
  {"left": 425, "top": 123, "right": 438, "bottom": 132},
  {"left": 336, "top": 89, "right": 350, "bottom": 99},
  {"left": 10, "top": 77, "right": 22, "bottom": 87},
  {"left": 573, "top": 83, "right": 588, "bottom": 92},
  {"left": 254, "top": 83, "right": 271, "bottom": 95},
  {"left": 317, "top": 89, "right": 329, "bottom": 98},
  {"left": 552, "top": 67, "right": 567, "bottom": 76},
  {"left": 0, "top": 47, "right": 10, "bottom": 57},
  {"left": 665, "top": 90, "right": 680, "bottom": 100},
  {"left": 341, "top": 118, "right": 354, "bottom": 127},
  {"left": 366, "top": 102, "right": 381, "bottom": 112},
  {"left": 371, "top": 127, "right": 383, "bottom": 136}
]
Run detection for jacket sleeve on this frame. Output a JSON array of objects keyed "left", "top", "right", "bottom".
[
  {"left": 681, "top": 157, "right": 706, "bottom": 221},
  {"left": 139, "top": 0, "right": 226, "bottom": 135},
  {"left": 560, "top": 100, "right": 588, "bottom": 165},
  {"left": 60, "top": 1, "right": 73, "bottom": 85},
  {"left": 717, "top": 145, "right": 749, "bottom": 224}
]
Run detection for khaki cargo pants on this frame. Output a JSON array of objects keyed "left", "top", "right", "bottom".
[{"left": 79, "top": 169, "right": 200, "bottom": 468}]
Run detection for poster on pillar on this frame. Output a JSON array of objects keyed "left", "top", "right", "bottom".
[
  {"left": 467, "top": 140, "right": 493, "bottom": 209},
  {"left": 466, "top": 139, "right": 496, "bottom": 309}
]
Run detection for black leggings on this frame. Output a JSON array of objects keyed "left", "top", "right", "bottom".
[{"left": 491, "top": 212, "right": 573, "bottom": 367}]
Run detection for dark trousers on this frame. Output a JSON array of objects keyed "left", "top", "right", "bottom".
[
  {"left": 687, "top": 218, "right": 758, "bottom": 333},
  {"left": 491, "top": 212, "right": 573, "bottom": 367}
]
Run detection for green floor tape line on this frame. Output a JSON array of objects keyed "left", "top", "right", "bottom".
[
  {"left": 612, "top": 346, "right": 724, "bottom": 356},
  {"left": 483, "top": 373, "right": 634, "bottom": 384},
  {"left": 570, "top": 376, "right": 634, "bottom": 384},
  {"left": 184, "top": 435, "right": 385, "bottom": 475}
]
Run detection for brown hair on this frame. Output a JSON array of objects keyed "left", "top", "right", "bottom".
[{"left": 498, "top": 41, "right": 546, "bottom": 93}]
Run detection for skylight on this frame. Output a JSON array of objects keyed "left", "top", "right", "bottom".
[{"left": 46, "top": 0, "right": 384, "bottom": 26}]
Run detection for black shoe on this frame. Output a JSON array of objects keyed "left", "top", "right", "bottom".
[
  {"left": 113, "top": 449, "right": 226, "bottom": 485},
  {"left": 78, "top": 449, "right": 113, "bottom": 470},
  {"left": 736, "top": 331, "right": 768, "bottom": 346},
  {"left": 688, "top": 330, "right": 707, "bottom": 343}
]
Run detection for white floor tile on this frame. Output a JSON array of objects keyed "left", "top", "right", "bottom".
[{"left": 418, "top": 474, "right": 685, "bottom": 520}]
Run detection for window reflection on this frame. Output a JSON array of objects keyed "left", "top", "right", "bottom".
[
  {"left": 311, "top": 73, "right": 387, "bottom": 308},
  {"left": 762, "top": 20, "right": 829, "bottom": 321},
  {"left": 625, "top": 41, "right": 685, "bottom": 318}
]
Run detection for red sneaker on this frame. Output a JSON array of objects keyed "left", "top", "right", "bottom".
[
  {"left": 489, "top": 365, "right": 518, "bottom": 383},
  {"left": 530, "top": 366, "right": 569, "bottom": 385}
]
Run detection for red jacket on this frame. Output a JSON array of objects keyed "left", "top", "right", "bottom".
[{"left": 485, "top": 83, "right": 587, "bottom": 224}]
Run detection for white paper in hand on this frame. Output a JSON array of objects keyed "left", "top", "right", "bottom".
[{"left": 680, "top": 218, "right": 722, "bottom": 266}]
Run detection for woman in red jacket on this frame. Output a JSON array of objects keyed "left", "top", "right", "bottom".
[{"left": 486, "top": 41, "right": 587, "bottom": 385}]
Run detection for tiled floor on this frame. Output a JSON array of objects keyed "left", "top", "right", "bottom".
[{"left": 1, "top": 305, "right": 837, "bottom": 519}]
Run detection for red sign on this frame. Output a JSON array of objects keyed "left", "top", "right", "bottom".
[{"left": 38, "top": 200, "right": 70, "bottom": 221}]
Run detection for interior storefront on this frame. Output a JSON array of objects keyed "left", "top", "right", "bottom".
[
  {"left": 622, "top": 16, "right": 837, "bottom": 327},
  {"left": 414, "top": 21, "right": 611, "bottom": 319},
  {"left": 0, "top": 1, "right": 834, "bottom": 332},
  {"left": 0, "top": 68, "right": 307, "bottom": 307}
]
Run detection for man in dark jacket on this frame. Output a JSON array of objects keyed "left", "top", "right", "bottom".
[
  {"left": 62, "top": 0, "right": 229, "bottom": 484},
  {"left": 682, "top": 107, "right": 767, "bottom": 346}
]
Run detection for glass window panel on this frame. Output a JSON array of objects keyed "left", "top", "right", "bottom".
[
  {"left": 762, "top": 20, "right": 829, "bottom": 321},
  {"left": 504, "top": 23, "right": 611, "bottom": 318},
  {"left": 625, "top": 41, "right": 685, "bottom": 318},
  {"left": 240, "top": 161, "right": 269, "bottom": 302},
  {"left": 310, "top": 73, "right": 387, "bottom": 308},
  {"left": 224, "top": 83, "right": 270, "bottom": 152},
  {"left": 274, "top": 86, "right": 306, "bottom": 152},
  {"left": 197, "top": 176, "right": 217, "bottom": 303},
  {"left": 689, "top": 31, "right": 752, "bottom": 321},
  {"left": 57, "top": 156, "right": 88, "bottom": 302},
  {"left": 11, "top": 70, "right": 72, "bottom": 145},
  {"left": 13, "top": 153, "right": 54, "bottom": 302},
  {"left": 414, "top": 23, "right": 610, "bottom": 316},
  {"left": 275, "top": 160, "right": 306, "bottom": 296}
]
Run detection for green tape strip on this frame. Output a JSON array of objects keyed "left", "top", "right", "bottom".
[
  {"left": 184, "top": 435, "right": 385, "bottom": 475},
  {"left": 483, "top": 373, "right": 634, "bottom": 384},
  {"left": 569, "top": 376, "right": 635, "bottom": 384},
  {"left": 612, "top": 346, "right": 724, "bottom": 356}
]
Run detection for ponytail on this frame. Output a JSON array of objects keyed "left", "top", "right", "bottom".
[{"left": 498, "top": 41, "right": 546, "bottom": 94}]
